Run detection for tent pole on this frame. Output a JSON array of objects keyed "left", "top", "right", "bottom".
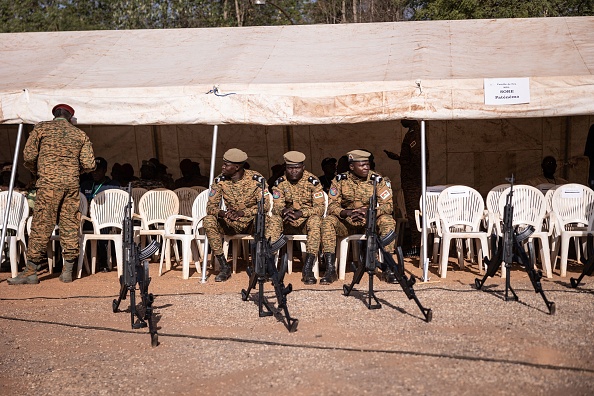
[
  {"left": 0, "top": 123, "right": 24, "bottom": 269},
  {"left": 201, "top": 124, "right": 219, "bottom": 283},
  {"left": 420, "top": 120, "right": 429, "bottom": 282}
]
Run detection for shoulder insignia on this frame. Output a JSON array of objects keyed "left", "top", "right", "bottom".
[
  {"left": 336, "top": 173, "right": 347, "bottom": 181},
  {"left": 307, "top": 176, "right": 320, "bottom": 186},
  {"left": 252, "top": 174, "right": 265, "bottom": 183},
  {"left": 214, "top": 175, "right": 227, "bottom": 183},
  {"left": 274, "top": 176, "right": 285, "bottom": 186}
]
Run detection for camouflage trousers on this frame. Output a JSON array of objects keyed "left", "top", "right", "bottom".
[
  {"left": 321, "top": 214, "right": 395, "bottom": 254},
  {"left": 202, "top": 215, "right": 274, "bottom": 257},
  {"left": 28, "top": 187, "right": 81, "bottom": 263},
  {"left": 267, "top": 215, "right": 322, "bottom": 254}
]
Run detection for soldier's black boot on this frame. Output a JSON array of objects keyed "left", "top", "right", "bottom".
[
  {"left": 215, "top": 254, "right": 232, "bottom": 282},
  {"left": 7, "top": 261, "right": 40, "bottom": 285},
  {"left": 319, "top": 253, "right": 337, "bottom": 285},
  {"left": 59, "top": 258, "right": 76, "bottom": 283},
  {"left": 301, "top": 253, "right": 317, "bottom": 285}
]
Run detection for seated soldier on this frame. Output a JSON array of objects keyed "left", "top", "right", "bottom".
[
  {"left": 321, "top": 149, "right": 396, "bottom": 284},
  {"left": 203, "top": 148, "right": 273, "bottom": 282},
  {"left": 268, "top": 151, "right": 325, "bottom": 285}
]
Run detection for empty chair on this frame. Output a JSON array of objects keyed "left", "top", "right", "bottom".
[
  {"left": 485, "top": 184, "right": 511, "bottom": 236},
  {"left": 137, "top": 189, "right": 180, "bottom": 262},
  {"left": 436, "top": 185, "right": 489, "bottom": 278},
  {"left": 174, "top": 187, "right": 199, "bottom": 217},
  {"left": 131, "top": 187, "right": 147, "bottom": 215},
  {"left": 497, "top": 185, "right": 553, "bottom": 278},
  {"left": 160, "top": 190, "right": 209, "bottom": 279},
  {"left": 414, "top": 191, "right": 441, "bottom": 266},
  {"left": 77, "top": 189, "right": 130, "bottom": 277},
  {"left": 550, "top": 184, "right": 594, "bottom": 277},
  {"left": 0, "top": 191, "right": 29, "bottom": 278}
]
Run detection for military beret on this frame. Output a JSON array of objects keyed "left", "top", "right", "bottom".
[
  {"left": 347, "top": 150, "right": 371, "bottom": 162},
  {"left": 223, "top": 148, "right": 248, "bottom": 163},
  {"left": 52, "top": 103, "right": 75, "bottom": 116},
  {"left": 283, "top": 151, "right": 306, "bottom": 165}
]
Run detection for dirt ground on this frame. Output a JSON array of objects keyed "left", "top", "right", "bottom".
[{"left": 1, "top": 256, "right": 594, "bottom": 395}]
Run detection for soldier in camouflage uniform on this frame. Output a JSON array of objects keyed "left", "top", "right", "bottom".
[
  {"left": 321, "top": 150, "right": 396, "bottom": 284},
  {"left": 8, "top": 104, "right": 96, "bottom": 285},
  {"left": 268, "top": 151, "right": 325, "bottom": 285},
  {"left": 203, "top": 148, "right": 272, "bottom": 282},
  {"left": 384, "top": 119, "right": 428, "bottom": 257}
]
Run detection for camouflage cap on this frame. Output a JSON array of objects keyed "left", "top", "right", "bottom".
[
  {"left": 223, "top": 148, "right": 248, "bottom": 163},
  {"left": 347, "top": 149, "right": 371, "bottom": 162},
  {"left": 283, "top": 151, "right": 306, "bottom": 165}
]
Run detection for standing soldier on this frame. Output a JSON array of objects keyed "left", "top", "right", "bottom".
[
  {"left": 203, "top": 148, "right": 273, "bottom": 282},
  {"left": 321, "top": 150, "right": 396, "bottom": 284},
  {"left": 8, "top": 104, "right": 96, "bottom": 285},
  {"left": 384, "top": 119, "right": 428, "bottom": 257},
  {"left": 268, "top": 151, "right": 325, "bottom": 285}
]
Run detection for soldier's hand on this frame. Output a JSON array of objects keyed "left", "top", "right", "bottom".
[
  {"left": 384, "top": 150, "right": 400, "bottom": 161},
  {"left": 286, "top": 210, "right": 302, "bottom": 220}
]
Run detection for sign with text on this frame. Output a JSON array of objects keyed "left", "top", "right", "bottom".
[{"left": 484, "top": 78, "right": 530, "bottom": 105}]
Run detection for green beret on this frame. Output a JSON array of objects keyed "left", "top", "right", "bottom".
[
  {"left": 283, "top": 151, "right": 306, "bottom": 165},
  {"left": 347, "top": 150, "right": 371, "bottom": 162},
  {"left": 223, "top": 148, "right": 248, "bottom": 163}
]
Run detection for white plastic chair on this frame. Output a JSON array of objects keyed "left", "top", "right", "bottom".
[
  {"left": 137, "top": 189, "right": 180, "bottom": 263},
  {"left": 0, "top": 191, "right": 29, "bottom": 278},
  {"left": 191, "top": 186, "right": 207, "bottom": 193},
  {"left": 131, "top": 187, "right": 147, "bottom": 215},
  {"left": 550, "top": 184, "right": 594, "bottom": 277},
  {"left": 174, "top": 187, "right": 199, "bottom": 217},
  {"left": 414, "top": 191, "right": 441, "bottom": 266},
  {"left": 77, "top": 189, "right": 130, "bottom": 278},
  {"left": 485, "top": 184, "right": 510, "bottom": 236},
  {"left": 436, "top": 186, "right": 489, "bottom": 278},
  {"left": 159, "top": 190, "right": 209, "bottom": 279},
  {"left": 285, "top": 191, "right": 328, "bottom": 280},
  {"left": 497, "top": 185, "right": 553, "bottom": 278}
]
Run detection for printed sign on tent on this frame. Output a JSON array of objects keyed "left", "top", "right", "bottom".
[{"left": 484, "top": 78, "right": 530, "bottom": 105}]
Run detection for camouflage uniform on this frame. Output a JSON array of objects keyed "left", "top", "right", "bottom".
[
  {"left": 203, "top": 169, "right": 272, "bottom": 256},
  {"left": 23, "top": 118, "right": 96, "bottom": 263},
  {"left": 322, "top": 171, "right": 395, "bottom": 253},
  {"left": 268, "top": 170, "right": 325, "bottom": 254}
]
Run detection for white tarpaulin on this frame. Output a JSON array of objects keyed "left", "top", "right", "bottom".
[{"left": 1, "top": 16, "right": 593, "bottom": 125}]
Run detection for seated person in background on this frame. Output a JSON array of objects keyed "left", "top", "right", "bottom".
[
  {"left": 174, "top": 159, "right": 209, "bottom": 188},
  {"left": 202, "top": 148, "right": 274, "bottom": 282},
  {"left": 131, "top": 160, "right": 165, "bottom": 190},
  {"left": 318, "top": 157, "right": 337, "bottom": 194},
  {"left": 524, "top": 156, "right": 569, "bottom": 187},
  {"left": 320, "top": 150, "right": 396, "bottom": 285},
  {"left": 267, "top": 164, "right": 285, "bottom": 194},
  {"left": 110, "top": 163, "right": 123, "bottom": 186},
  {"left": 119, "top": 163, "right": 138, "bottom": 186},
  {"left": 0, "top": 163, "right": 26, "bottom": 191},
  {"left": 268, "top": 151, "right": 325, "bottom": 285},
  {"left": 80, "top": 157, "right": 120, "bottom": 202}
]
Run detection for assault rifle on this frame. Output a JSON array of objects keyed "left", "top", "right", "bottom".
[
  {"left": 241, "top": 176, "right": 298, "bottom": 332},
  {"left": 475, "top": 177, "right": 556, "bottom": 314},
  {"left": 570, "top": 236, "right": 594, "bottom": 288},
  {"left": 343, "top": 175, "right": 432, "bottom": 322},
  {"left": 112, "top": 184, "right": 161, "bottom": 346}
]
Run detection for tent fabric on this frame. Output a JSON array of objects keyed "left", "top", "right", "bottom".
[{"left": 1, "top": 16, "right": 593, "bottom": 125}]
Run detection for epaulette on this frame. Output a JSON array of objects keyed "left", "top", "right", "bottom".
[
  {"left": 371, "top": 173, "right": 382, "bottom": 182},
  {"left": 336, "top": 173, "right": 347, "bottom": 181},
  {"left": 274, "top": 176, "right": 285, "bottom": 186},
  {"left": 214, "top": 175, "right": 227, "bottom": 183},
  {"left": 307, "top": 176, "right": 320, "bottom": 186}
]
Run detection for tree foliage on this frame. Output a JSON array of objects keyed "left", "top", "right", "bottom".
[{"left": 0, "top": 0, "right": 592, "bottom": 33}]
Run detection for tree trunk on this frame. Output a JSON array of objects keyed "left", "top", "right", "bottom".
[
  {"left": 341, "top": 0, "right": 347, "bottom": 23},
  {"left": 234, "top": 0, "right": 242, "bottom": 26},
  {"left": 353, "top": 0, "right": 358, "bottom": 23}
]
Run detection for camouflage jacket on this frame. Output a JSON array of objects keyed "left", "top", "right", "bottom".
[
  {"left": 23, "top": 118, "right": 96, "bottom": 189},
  {"left": 271, "top": 170, "right": 325, "bottom": 227},
  {"left": 206, "top": 169, "right": 270, "bottom": 219},
  {"left": 327, "top": 171, "right": 393, "bottom": 227}
]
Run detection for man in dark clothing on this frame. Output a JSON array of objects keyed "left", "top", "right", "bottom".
[
  {"left": 318, "top": 157, "right": 337, "bottom": 193},
  {"left": 384, "top": 119, "right": 428, "bottom": 257},
  {"left": 80, "top": 157, "right": 120, "bottom": 202}
]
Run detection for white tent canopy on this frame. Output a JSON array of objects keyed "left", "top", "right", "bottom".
[{"left": 1, "top": 16, "right": 593, "bottom": 125}]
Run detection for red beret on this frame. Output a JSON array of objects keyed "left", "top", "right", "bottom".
[{"left": 52, "top": 103, "right": 75, "bottom": 116}]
